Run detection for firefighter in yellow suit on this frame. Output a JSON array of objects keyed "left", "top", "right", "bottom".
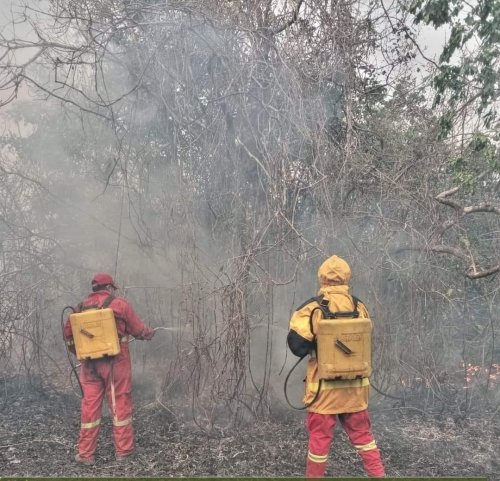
[{"left": 287, "top": 255, "right": 385, "bottom": 477}]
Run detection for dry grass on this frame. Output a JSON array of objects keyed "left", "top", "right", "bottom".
[{"left": 0, "top": 377, "right": 498, "bottom": 478}]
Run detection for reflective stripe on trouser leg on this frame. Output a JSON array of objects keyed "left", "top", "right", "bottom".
[
  {"left": 308, "top": 452, "right": 328, "bottom": 463},
  {"left": 339, "top": 410, "right": 385, "bottom": 477},
  {"left": 114, "top": 417, "right": 132, "bottom": 427},
  {"left": 81, "top": 419, "right": 101, "bottom": 429},
  {"left": 354, "top": 440, "right": 377, "bottom": 452}
]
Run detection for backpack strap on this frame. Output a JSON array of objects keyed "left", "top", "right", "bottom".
[
  {"left": 80, "top": 304, "right": 99, "bottom": 311},
  {"left": 351, "top": 295, "right": 360, "bottom": 318},
  {"left": 101, "top": 295, "right": 115, "bottom": 309},
  {"left": 78, "top": 295, "right": 115, "bottom": 312},
  {"left": 309, "top": 295, "right": 362, "bottom": 335},
  {"left": 296, "top": 296, "right": 323, "bottom": 311}
]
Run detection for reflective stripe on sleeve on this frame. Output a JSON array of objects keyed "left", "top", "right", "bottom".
[
  {"left": 113, "top": 417, "right": 132, "bottom": 427},
  {"left": 308, "top": 451, "right": 328, "bottom": 463},
  {"left": 354, "top": 440, "right": 377, "bottom": 452},
  {"left": 81, "top": 419, "right": 101, "bottom": 429},
  {"left": 308, "top": 377, "right": 370, "bottom": 391}
]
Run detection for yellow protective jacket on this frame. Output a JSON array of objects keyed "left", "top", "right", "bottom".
[{"left": 287, "top": 256, "right": 370, "bottom": 414}]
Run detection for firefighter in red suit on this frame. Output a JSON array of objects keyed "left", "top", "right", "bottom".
[{"left": 63, "top": 273, "right": 155, "bottom": 465}]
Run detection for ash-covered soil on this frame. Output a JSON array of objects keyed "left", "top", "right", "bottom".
[{"left": 1, "top": 379, "right": 499, "bottom": 478}]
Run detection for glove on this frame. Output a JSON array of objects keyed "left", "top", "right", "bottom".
[{"left": 142, "top": 327, "right": 155, "bottom": 340}]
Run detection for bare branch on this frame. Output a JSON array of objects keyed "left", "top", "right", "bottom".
[{"left": 272, "top": 0, "right": 305, "bottom": 35}]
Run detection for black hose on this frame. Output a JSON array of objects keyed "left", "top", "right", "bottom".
[
  {"left": 61, "top": 306, "right": 84, "bottom": 397},
  {"left": 284, "top": 355, "right": 321, "bottom": 410}
]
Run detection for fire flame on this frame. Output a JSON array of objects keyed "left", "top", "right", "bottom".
[{"left": 459, "top": 360, "right": 500, "bottom": 386}]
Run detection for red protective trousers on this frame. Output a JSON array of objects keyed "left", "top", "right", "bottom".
[
  {"left": 78, "top": 344, "right": 134, "bottom": 460},
  {"left": 306, "top": 411, "right": 385, "bottom": 477}
]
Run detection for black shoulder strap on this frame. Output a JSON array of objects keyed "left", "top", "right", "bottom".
[
  {"left": 327, "top": 295, "right": 361, "bottom": 318},
  {"left": 307, "top": 294, "right": 363, "bottom": 336},
  {"left": 101, "top": 295, "right": 115, "bottom": 309},
  {"left": 351, "top": 295, "right": 360, "bottom": 317},
  {"left": 309, "top": 295, "right": 362, "bottom": 334},
  {"left": 295, "top": 295, "right": 324, "bottom": 311},
  {"left": 81, "top": 303, "right": 99, "bottom": 311}
]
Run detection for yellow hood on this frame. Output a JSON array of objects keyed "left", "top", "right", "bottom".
[{"left": 318, "top": 255, "right": 351, "bottom": 286}]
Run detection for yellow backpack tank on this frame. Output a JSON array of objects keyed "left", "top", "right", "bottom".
[
  {"left": 313, "top": 296, "right": 372, "bottom": 380},
  {"left": 69, "top": 295, "right": 121, "bottom": 360}
]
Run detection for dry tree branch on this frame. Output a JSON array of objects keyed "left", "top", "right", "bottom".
[
  {"left": 272, "top": 0, "right": 305, "bottom": 35},
  {"left": 429, "top": 170, "right": 500, "bottom": 279}
]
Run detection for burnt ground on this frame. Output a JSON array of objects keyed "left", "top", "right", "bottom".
[{"left": 1, "top": 379, "right": 499, "bottom": 479}]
